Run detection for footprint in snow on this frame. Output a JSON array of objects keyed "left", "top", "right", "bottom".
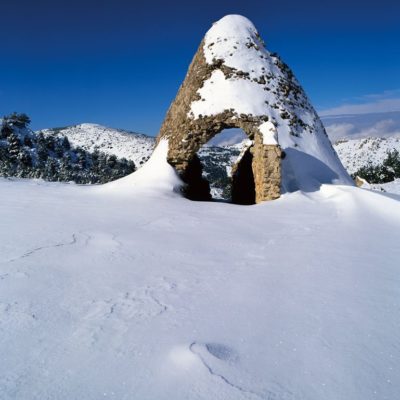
[{"left": 205, "top": 343, "right": 238, "bottom": 363}]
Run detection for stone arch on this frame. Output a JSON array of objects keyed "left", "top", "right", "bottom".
[
  {"left": 161, "top": 112, "right": 281, "bottom": 203},
  {"left": 153, "top": 14, "right": 352, "bottom": 202},
  {"left": 156, "top": 36, "right": 282, "bottom": 204},
  {"left": 190, "top": 123, "right": 256, "bottom": 203},
  {"left": 185, "top": 123, "right": 256, "bottom": 203}
]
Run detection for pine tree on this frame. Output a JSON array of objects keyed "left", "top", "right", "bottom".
[
  {"left": 61, "top": 136, "right": 70, "bottom": 151},
  {"left": 8, "top": 133, "right": 21, "bottom": 161},
  {"left": 6, "top": 112, "right": 31, "bottom": 128},
  {"left": 0, "top": 123, "right": 12, "bottom": 139},
  {"left": 18, "top": 149, "right": 32, "bottom": 168},
  {"left": 354, "top": 150, "right": 400, "bottom": 184}
]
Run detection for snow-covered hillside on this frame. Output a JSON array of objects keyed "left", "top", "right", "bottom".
[
  {"left": 39, "top": 123, "right": 155, "bottom": 168},
  {"left": 0, "top": 173, "right": 399, "bottom": 399},
  {"left": 333, "top": 136, "right": 400, "bottom": 174},
  {"left": 0, "top": 115, "right": 135, "bottom": 183}
]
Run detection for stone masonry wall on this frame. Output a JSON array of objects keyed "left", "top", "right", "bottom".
[
  {"left": 156, "top": 40, "right": 281, "bottom": 203},
  {"left": 252, "top": 132, "right": 282, "bottom": 203}
]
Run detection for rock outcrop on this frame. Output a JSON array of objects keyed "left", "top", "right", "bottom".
[{"left": 156, "top": 15, "right": 352, "bottom": 203}]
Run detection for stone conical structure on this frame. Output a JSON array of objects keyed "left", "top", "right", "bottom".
[{"left": 156, "top": 15, "right": 352, "bottom": 203}]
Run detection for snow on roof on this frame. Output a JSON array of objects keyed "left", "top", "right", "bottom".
[
  {"left": 190, "top": 15, "right": 277, "bottom": 119},
  {"left": 204, "top": 14, "right": 269, "bottom": 80},
  {"left": 189, "top": 14, "right": 353, "bottom": 190},
  {"left": 190, "top": 70, "right": 268, "bottom": 118}
]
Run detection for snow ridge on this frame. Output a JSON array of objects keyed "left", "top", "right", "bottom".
[
  {"left": 101, "top": 139, "right": 182, "bottom": 195},
  {"left": 334, "top": 136, "right": 400, "bottom": 174}
]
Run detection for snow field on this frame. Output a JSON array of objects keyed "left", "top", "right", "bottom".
[{"left": 0, "top": 176, "right": 399, "bottom": 400}]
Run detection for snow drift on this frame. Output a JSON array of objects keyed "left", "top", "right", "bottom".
[{"left": 101, "top": 139, "right": 182, "bottom": 196}]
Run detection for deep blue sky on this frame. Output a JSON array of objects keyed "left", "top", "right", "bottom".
[{"left": 1, "top": 0, "right": 399, "bottom": 134}]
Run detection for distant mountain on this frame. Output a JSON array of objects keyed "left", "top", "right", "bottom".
[
  {"left": 334, "top": 136, "right": 400, "bottom": 175},
  {"left": 322, "top": 110, "right": 400, "bottom": 194},
  {"left": 0, "top": 115, "right": 135, "bottom": 183},
  {"left": 39, "top": 123, "right": 155, "bottom": 168}
]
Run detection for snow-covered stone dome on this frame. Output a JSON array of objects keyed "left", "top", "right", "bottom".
[{"left": 156, "top": 14, "right": 353, "bottom": 203}]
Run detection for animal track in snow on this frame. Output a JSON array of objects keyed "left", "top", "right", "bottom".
[
  {"left": 4, "top": 233, "right": 78, "bottom": 264},
  {"left": 0, "top": 271, "right": 29, "bottom": 281}
]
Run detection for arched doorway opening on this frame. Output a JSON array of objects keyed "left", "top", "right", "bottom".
[
  {"left": 194, "top": 128, "right": 256, "bottom": 204},
  {"left": 162, "top": 116, "right": 281, "bottom": 204}
]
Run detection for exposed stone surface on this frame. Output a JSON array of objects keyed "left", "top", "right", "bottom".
[
  {"left": 252, "top": 132, "right": 282, "bottom": 203},
  {"left": 355, "top": 175, "right": 368, "bottom": 188},
  {"left": 155, "top": 15, "right": 351, "bottom": 203},
  {"left": 156, "top": 39, "right": 281, "bottom": 203}
]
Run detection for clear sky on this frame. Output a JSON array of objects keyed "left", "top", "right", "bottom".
[{"left": 1, "top": 0, "right": 399, "bottom": 134}]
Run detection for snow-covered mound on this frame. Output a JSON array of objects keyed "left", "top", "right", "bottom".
[
  {"left": 334, "top": 135, "right": 400, "bottom": 174},
  {"left": 189, "top": 15, "right": 353, "bottom": 191},
  {"left": 39, "top": 123, "right": 155, "bottom": 167},
  {"left": 101, "top": 140, "right": 182, "bottom": 196},
  {"left": 0, "top": 178, "right": 399, "bottom": 399}
]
